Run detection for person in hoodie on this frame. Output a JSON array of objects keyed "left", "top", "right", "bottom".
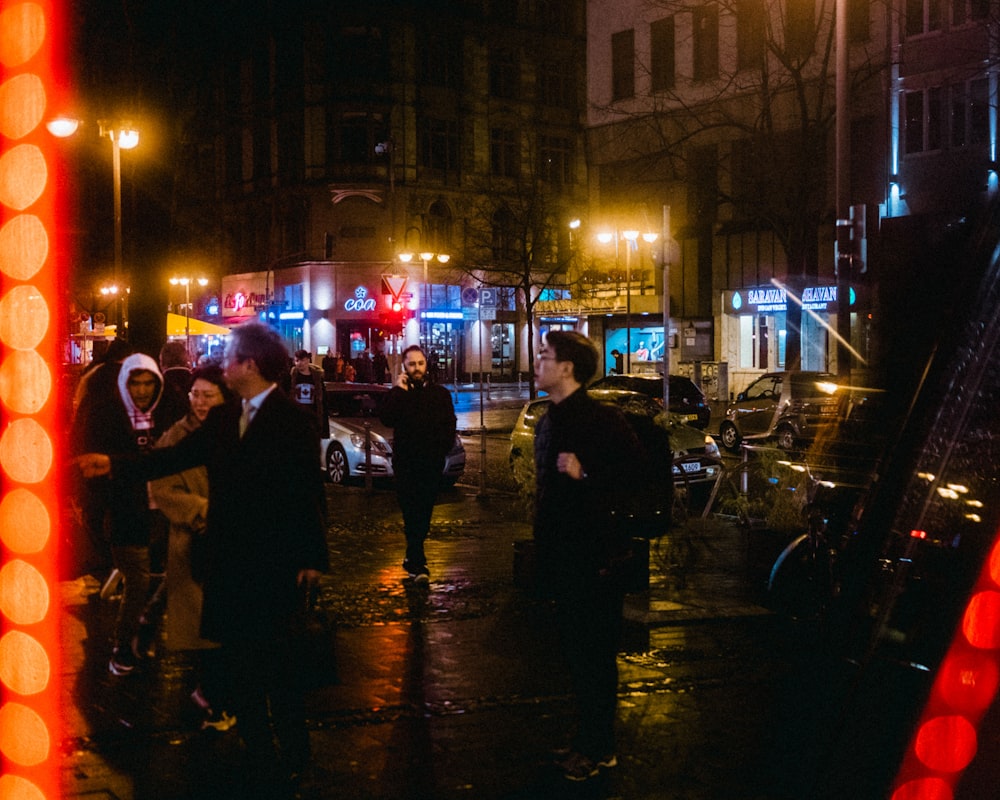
[{"left": 79, "top": 352, "right": 171, "bottom": 676}]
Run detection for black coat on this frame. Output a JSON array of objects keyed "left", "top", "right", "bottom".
[
  {"left": 533, "top": 388, "right": 640, "bottom": 592},
  {"left": 379, "top": 382, "right": 456, "bottom": 472},
  {"left": 119, "top": 389, "right": 329, "bottom": 643}
]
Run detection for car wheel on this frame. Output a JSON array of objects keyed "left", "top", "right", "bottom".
[
  {"left": 776, "top": 424, "right": 796, "bottom": 451},
  {"left": 719, "top": 421, "right": 742, "bottom": 452},
  {"left": 325, "top": 442, "right": 349, "bottom": 484}
]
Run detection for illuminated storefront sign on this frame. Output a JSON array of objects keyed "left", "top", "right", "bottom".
[
  {"left": 343, "top": 285, "right": 376, "bottom": 312},
  {"left": 421, "top": 310, "right": 464, "bottom": 321},
  {"left": 730, "top": 285, "right": 852, "bottom": 313}
]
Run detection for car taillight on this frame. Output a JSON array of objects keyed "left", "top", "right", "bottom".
[{"left": 890, "top": 524, "right": 1000, "bottom": 798}]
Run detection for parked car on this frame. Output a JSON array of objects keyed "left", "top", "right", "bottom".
[
  {"left": 718, "top": 371, "right": 841, "bottom": 451},
  {"left": 508, "top": 389, "right": 721, "bottom": 492},
  {"left": 589, "top": 372, "right": 711, "bottom": 429},
  {"left": 320, "top": 382, "right": 466, "bottom": 485}
]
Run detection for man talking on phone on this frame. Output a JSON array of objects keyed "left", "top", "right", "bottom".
[{"left": 379, "top": 344, "right": 457, "bottom": 582}]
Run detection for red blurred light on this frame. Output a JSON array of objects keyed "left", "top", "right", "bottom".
[
  {"left": 911, "top": 529, "right": 928, "bottom": 539},
  {"left": 914, "top": 715, "right": 978, "bottom": 772}
]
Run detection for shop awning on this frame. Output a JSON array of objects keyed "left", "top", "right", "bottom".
[{"left": 166, "top": 313, "right": 231, "bottom": 337}]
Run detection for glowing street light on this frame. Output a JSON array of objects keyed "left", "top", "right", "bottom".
[
  {"left": 169, "top": 276, "right": 209, "bottom": 358},
  {"left": 47, "top": 116, "right": 140, "bottom": 337},
  {"left": 398, "top": 250, "right": 450, "bottom": 350},
  {"left": 597, "top": 227, "right": 658, "bottom": 372}
]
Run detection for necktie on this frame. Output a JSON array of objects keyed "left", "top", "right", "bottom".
[{"left": 239, "top": 400, "right": 253, "bottom": 437}]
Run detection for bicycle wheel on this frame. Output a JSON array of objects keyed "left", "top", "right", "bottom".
[{"left": 767, "top": 534, "right": 834, "bottom": 621}]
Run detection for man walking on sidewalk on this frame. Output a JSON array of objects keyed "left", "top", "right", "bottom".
[
  {"left": 532, "top": 330, "right": 640, "bottom": 782},
  {"left": 379, "top": 344, "right": 457, "bottom": 582}
]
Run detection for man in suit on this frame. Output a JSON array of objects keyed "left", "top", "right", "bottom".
[{"left": 77, "top": 322, "right": 328, "bottom": 795}]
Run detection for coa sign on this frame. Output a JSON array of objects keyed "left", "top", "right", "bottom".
[{"left": 344, "top": 285, "right": 377, "bottom": 312}]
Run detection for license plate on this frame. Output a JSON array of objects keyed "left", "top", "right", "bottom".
[{"left": 673, "top": 461, "right": 702, "bottom": 474}]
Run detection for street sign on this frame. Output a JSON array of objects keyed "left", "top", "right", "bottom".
[
  {"left": 461, "top": 287, "right": 479, "bottom": 306},
  {"left": 479, "top": 287, "right": 497, "bottom": 307},
  {"left": 479, "top": 307, "right": 496, "bottom": 321}
]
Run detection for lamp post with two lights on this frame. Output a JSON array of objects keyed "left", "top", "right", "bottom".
[
  {"left": 47, "top": 116, "right": 140, "bottom": 337},
  {"left": 397, "top": 250, "right": 450, "bottom": 353},
  {"left": 169, "top": 275, "right": 209, "bottom": 360},
  {"left": 597, "top": 227, "right": 658, "bottom": 373}
]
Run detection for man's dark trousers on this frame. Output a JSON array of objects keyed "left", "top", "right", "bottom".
[{"left": 394, "top": 461, "right": 441, "bottom": 570}]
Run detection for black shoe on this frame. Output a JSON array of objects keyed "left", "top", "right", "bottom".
[
  {"left": 132, "top": 619, "right": 157, "bottom": 660},
  {"left": 403, "top": 560, "right": 430, "bottom": 582}
]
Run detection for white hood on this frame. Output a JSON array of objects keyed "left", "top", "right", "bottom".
[{"left": 117, "top": 352, "right": 164, "bottom": 431}]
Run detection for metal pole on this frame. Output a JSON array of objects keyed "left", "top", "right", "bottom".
[
  {"left": 184, "top": 280, "right": 191, "bottom": 358},
  {"left": 111, "top": 133, "right": 124, "bottom": 335},
  {"left": 835, "top": 0, "right": 852, "bottom": 382},
  {"left": 662, "top": 206, "right": 671, "bottom": 411},
  {"left": 477, "top": 303, "right": 487, "bottom": 499}
]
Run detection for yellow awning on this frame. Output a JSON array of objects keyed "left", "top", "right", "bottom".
[{"left": 166, "top": 313, "right": 231, "bottom": 337}]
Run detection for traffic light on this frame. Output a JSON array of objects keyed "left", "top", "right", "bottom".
[{"left": 379, "top": 298, "right": 408, "bottom": 335}]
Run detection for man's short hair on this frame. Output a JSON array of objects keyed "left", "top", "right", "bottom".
[
  {"left": 294, "top": 349, "right": 311, "bottom": 360},
  {"left": 228, "top": 322, "right": 289, "bottom": 383},
  {"left": 544, "top": 330, "right": 598, "bottom": 385},
  {"left": 401, "top": 344, "right": 426, "bottom": 360},
  {"left": 159, "top": 340, "right": 189, "bottom": 369}
]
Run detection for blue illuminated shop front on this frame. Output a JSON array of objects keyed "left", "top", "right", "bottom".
[{"left": 721, "top": 283, "right": 856, "bottom": 377}]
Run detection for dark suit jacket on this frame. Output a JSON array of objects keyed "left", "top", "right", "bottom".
[{"left": 119, "top": 388, "right": 329, "bottom": 643}]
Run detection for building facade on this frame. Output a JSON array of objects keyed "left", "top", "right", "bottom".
[
  {"left": 197, "top": 0, "right": 589, "bottom": 383},
  {"left": 556, "top": 0, "right": 997, "bottom": 398}
]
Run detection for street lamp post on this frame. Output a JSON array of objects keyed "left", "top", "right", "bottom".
[
  {"left": 47, "top": 116, "right": 140, "bottom": 337},
  {"left": 170, "top": 276, "right": 209, "bottom": 360},
  {"left": 398, "top": 250, "right": 450, "bottom": 353},
  {"left": 598, "top": 228, "right": 658, "bottom": 373}
]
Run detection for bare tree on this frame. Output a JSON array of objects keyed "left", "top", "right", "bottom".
[{"left": 462, "top": 174, "right": 580, "bottom": 397}]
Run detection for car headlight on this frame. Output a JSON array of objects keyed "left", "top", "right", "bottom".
[
  {"left": 349, "top": 433, "right": 389, "bottom": 454},
  {"left": 704, "top": 435, "right": 720, "bottom": 459}
]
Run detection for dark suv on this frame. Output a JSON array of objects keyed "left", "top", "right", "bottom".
[
  {"left": 718, "top": 371, "right": 841, "bottom": 451},
  {"left": 588, "top": 373, "right": 711, "bottom": 429}
]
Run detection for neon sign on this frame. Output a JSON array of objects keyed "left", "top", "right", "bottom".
[{"left": 344, "top": 285, "right": 376, "bottom": 312}]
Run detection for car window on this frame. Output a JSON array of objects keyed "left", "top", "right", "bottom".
[
  {"left": 745, "top": 377, "right": 777, "bottom": 401},
  {"left": 326, "top": 390, "right": 384, "bottom": 418},
  {"left": 520, "top": 400, "right": 550, "bottom": 430}
]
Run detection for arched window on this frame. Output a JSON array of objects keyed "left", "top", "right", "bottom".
[
  {"left": 427, "top": 200, "right": 453, "bottom": 252},
  {"left": 492, "top": 206, "right": 516, "bottom": 262}
]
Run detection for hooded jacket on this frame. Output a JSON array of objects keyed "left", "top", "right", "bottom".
[{"left": 83, "top": 352, "right": 167, "bottom": 546}]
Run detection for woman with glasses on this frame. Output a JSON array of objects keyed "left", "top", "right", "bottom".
[{"left": 150, "top": 364, "right": 239, "bottom": 731}]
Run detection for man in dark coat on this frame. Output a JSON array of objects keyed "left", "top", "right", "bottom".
[
  {"left": 378, "top": 344, "right": 456, "bottom": 581},
  {"left": 532, "top": 330, "right": 640, "bottom": 783},
  {"left": 77, "top": 322, "right": 328, "bottom": 793}
]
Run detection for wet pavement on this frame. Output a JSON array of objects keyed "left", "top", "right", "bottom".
[
  {"left": 59, "top": 390, "right": 845, "bottom": 800},
  {"left": 61, "top": 473, "right": 832, "bottom": 800}
]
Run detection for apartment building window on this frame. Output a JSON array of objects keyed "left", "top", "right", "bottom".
[
  {"left": 491, "top": 127, "right": 520, "bottom": 177},
  {"left": 427, "top": 200, "right": 453, "bottom": 253},
  {"left": 491, "top": 47, "right": 519, "bottom": 99},
  {"left": 848, "top": 0, "right": 870, "bottom": 41},
  {"left": 538, "top": 60, "right": 575, "bottom": 108},
  {"left": 535, "top": 0, "right": 574, "bottom": 35},
  {"left": 651, "top": 17, "right": 676, "bottom": 91},
  {"left": 338, "top": 112, "right": 386, "bottom": 164},
  {"left": 737, "top": 0, "right": 765, "bottom": 71},
  {"left": 612, "top": 29, "right": 635, "bottom": 100},
  {"left": 693, "top": 4, "right": 719, "bottom": 82},
  {"left": 904, "top": 87, "right": 943, "bottom": 153},
  {"left": 539, "top": 135, "right": 573, "bottom": 185},
  {"left": 905, "top": 0, "right": 942, "bottom": 37},
  {"left": 330, "top": 26, "right": 388, "bottom": 81},
  {"left": 785, "top": 0, "right": 816, "bottom": 59},
  {"left": 953, "top": 0, "right": 991, "bottom": 25},
  {"left": 419, "top": 116, "right": 461, "bottom": 174},
  {"left": 492, "top": 206, "right": 517, "bottom": 261},
  {"left": 421, "top": 32, "right": 462, "bottom": 89},
  {"left": 951, "top": 78, "right": 990, "bottom": 149}
]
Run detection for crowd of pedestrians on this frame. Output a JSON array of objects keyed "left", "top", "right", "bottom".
[{"left": 72, "top": 326, "right": 644, "bottom": 794}]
